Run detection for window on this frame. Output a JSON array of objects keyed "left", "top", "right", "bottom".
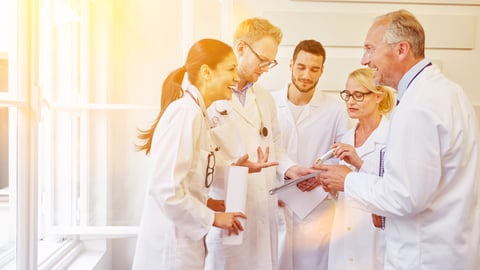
[{"left": 0, "top": 0, "right": 151, "bottom": 268}]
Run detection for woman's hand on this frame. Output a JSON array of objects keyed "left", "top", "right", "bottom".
[
  {"left": 213, "top": 212, "right": 247, "bottom": 236},
  {"left": 332, "top": 143, "right": 363, "bottom": 170},
  {"left": 207, "top": 198, "right": 225, "bottom": 212},
  {"left": 234, "top": 146, "right": 279, "bottom": 173}
]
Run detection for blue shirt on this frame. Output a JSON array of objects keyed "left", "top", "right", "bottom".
[
  {"left": 397, "top": 58, "right": 432, "bottom": 102},
  {"left": 232, "top": 82, "right": 252, "bottom": 106}
]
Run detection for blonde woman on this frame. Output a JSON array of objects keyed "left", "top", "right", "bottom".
[{"left": 327, "top": 68, "right": 394, "bottom": 270}]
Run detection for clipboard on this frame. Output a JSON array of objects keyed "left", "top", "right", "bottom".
[
  {"left": 269, "top": 148, "right": 335, "bottom": 195},
  {"left": 269, "top": 171, "right": 321, "bottom": 195}
]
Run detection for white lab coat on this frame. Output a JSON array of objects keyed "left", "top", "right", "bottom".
[
  {"left": 328, "top": 116, "right": 389, "bottom": 270},
  {"left": 132, "top": 86, "right": 215, "bottom": 270},
  {"left": 271, "top": 86, "right": 350, "bottom": 270},
  {"left": 205, "top": 85, "right": 295, "bottom": 270},
  {"left": 345, "top": 64, "right": 480, "bottom": 270}
]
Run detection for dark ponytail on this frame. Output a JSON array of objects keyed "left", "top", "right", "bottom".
[
  {"left": 136, "top": 38, "right": 233, "bottom": 155},
  {"left": 136, "top": 67, "right": 185, "bottom": 154}
]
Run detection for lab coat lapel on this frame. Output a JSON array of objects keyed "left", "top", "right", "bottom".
[
  {"left": 357, "top": 116, "right": 389, "bottom": 159},
  {"left": 276, "top": 88, "right": 300, "bottom": 160}
]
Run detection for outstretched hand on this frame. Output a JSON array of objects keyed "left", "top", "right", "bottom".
[{"left": 234, "top": 146, "right": 279, "bottom": 173}]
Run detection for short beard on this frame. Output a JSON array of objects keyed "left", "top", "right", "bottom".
[{"left": 291, "top": 74, "right": 318, "bottom": 93}]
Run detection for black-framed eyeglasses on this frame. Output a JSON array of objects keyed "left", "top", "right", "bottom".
[
  {"left": 241, "top": 40, "right": 278, "bottom": 70},
  {"left": 205, "top": 151, "right": 216, "bottom": 188},
  {"left": 339, "top": 90, "right": 373, "bottom": 102}
]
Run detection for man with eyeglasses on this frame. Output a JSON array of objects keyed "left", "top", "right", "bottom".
[
  {"left": 205, "top": 18, "right": 316, "bottom": 270},
  {"left": 271, "top": 39, "right": 350, "bottom": 270},
  {"left": 316, "top": 9, "right": 480, "bottom": 270}
]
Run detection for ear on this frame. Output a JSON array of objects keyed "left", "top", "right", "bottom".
[
  {"left": 397, "top": 41, "right": 410, "bottom": 61},
  {"left": 235, "top": 41, "right": 246, "bottom": 57},
  {"left": 289, "top": 59, "right": 293, "bottom": 71},
  {"left": 200, "top": 64, "right": 212, "bottom": 80}
]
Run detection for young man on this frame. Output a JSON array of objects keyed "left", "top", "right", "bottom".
[
  {"left": 271, "top": 39, "right": 349, "bottom": 270},
  {"left": 317, "top": 9, "right": 480, "bottom": 270},
  {"left": 204, "top": 18, "right": 313, "bottom": 270}
]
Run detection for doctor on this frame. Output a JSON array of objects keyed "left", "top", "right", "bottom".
[
  {"left": 271, "top": 39, "right": 349, "bottom": 270},
  {"left": 205, "top": 18, "right": 313, "bottom": 270},
  {"left": 132, "top": 39, "right": 277, "bottom": 270},
  {"left": 317, "top": 10, "right": 480, "bottom": 270},
  {"left": 328, "top": 67, "right": 395, "bottom": 270}
]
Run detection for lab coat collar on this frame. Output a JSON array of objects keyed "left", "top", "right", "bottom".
[
  {"left": 231, "top": 85, "right": 262, "bottom": 129},
  {"left": 355, "top": 115, "right": 389, "bottom": 158}
]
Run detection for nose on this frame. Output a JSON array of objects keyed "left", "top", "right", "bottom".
[
  {"left": 361, "top": 52, "right": 370, "bottom": 66},
  {"left": 346, "top": 96, "right": 356, "bottom": 104},
  {"left": 233, "top": 71, "right": 240, "bottom": 82},
  {"left": 300, "top": 69, "right": 310, "bottom": 79}
]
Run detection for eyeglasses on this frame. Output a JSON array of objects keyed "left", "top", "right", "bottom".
[
  {"left": 205, "top": 151, "right": 216, "bottom": 188},
  {"left": 242, "top": 40, "right": 278, "bottom": 70},
  {"left": 339, "top": 90, "right": 373, "bottom": 102}
]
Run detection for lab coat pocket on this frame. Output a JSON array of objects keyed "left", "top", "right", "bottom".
[
  {"left": 175, "top": 237, "right": 206, "bottom": 269},
  {"left": 209, "top": 117, "right": 244, "bottom": 160}
]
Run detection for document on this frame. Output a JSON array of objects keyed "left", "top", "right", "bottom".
[
  {"left": 278, "top": 186, "right": 327, "bottom": 219},
  {"left": 222, "top": 165, "right": 248, "bottom": 245},
  {"left": 269, "top": 149, "right": 336, "bottom": 219}
]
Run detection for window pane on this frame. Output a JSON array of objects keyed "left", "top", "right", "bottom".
[
  {"left": 41, "top": 109, "right": 153, "bottom": 230},
  {"left": 0, "top": 58, "right": 7, "bottom": 92},
  {"left": 0, "top": 108, "right": 7, "bottom": 188}
]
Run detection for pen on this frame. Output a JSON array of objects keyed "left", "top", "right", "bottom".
[{"left": 315, "top": 148, "right": 335, "bottom": 165}]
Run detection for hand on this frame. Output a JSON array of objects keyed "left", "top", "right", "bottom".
[
  {"left": 332, "top": 143, "right": 363, "bottom": 170},
  {"left": 213, "top": 212, "right": 247, "bottom": 236},
  {"left": 284, "top": 165, "right": 321, "bottom": 192},
  {"left": 314, "top": 164, "right": 352, "bottom": 193},
  {"left": 207, "top": 198, "right": 225, "bottom": 212},
  {"left": 234, "top": 146, "right": 279, "bottom": 173},
  {"left": 284, "top": 165, "right": 315, "bottom": 180},
  {"left": 296, "top": 177, "right": 322, "bottom": 192}
]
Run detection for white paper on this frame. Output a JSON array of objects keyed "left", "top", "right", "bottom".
[
  {"left": 222, "top": 165, "right": 248, "bottom": 245},
  {"left": 278, "top": 186, "right": 326, "bottom": 219}
]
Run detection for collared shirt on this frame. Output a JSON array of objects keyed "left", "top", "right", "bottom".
[
  {"left": 397, "top": 58, "right": 432, "bottom": 101},
  {"left": 232, "top": 82, "right": 253, "bottom": 106}
]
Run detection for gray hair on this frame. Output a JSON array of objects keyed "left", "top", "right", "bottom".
[{"left": 375, "top": 9, "right": 425, "bottom": 58}]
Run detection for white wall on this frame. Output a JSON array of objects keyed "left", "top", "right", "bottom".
[{"left": 106, "top": 0, "right": 480, "bottom": 268}]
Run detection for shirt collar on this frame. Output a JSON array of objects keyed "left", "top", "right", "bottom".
[
  {"left": 232, "top": 82, "right": 253, "bottom": 106},
  {"left": 397, "top": 58, "right": 431, "bottom": 101}
]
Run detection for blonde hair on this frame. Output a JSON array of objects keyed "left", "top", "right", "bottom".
[
  {"left": 233, "top": 17, "right": 282, "bottom": 46},
  {"left": 348, "top": 68, "right": 395, "bottom": 114}
]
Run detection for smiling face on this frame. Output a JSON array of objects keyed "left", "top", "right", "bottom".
[
  {"left": 360, "top": 22, "right": 402, "bottom": 89},
  {"left": 290, "top": 50, "right": 324, "bottom": 94},
  {"left": 203, "top": 52, "right": 239, "bottom": 107}
]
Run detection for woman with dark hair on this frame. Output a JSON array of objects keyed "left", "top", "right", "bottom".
[{"left": 132, "top": 38, "right": 277, "bottom": 270}]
